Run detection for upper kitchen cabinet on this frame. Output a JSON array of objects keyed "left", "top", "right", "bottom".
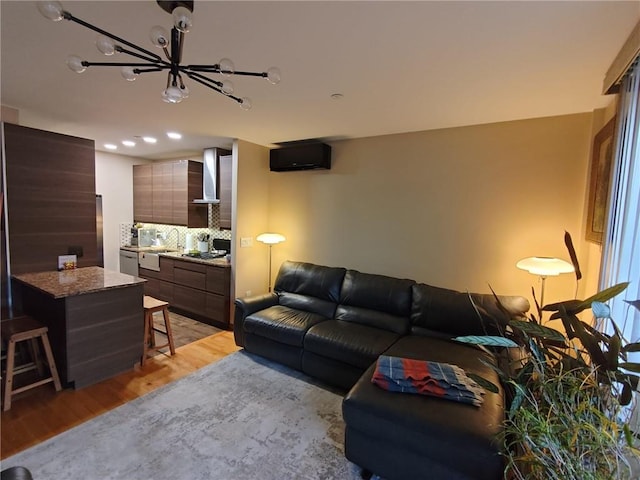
[
  {"left": 133, "top": 160, "right": 207, "bottom": 228},
  {"left": 133, "top": 164, "right": 153, "bottom": 223},
  {"left": 218, "top": 154, "right": 232, "bottom": 230}
]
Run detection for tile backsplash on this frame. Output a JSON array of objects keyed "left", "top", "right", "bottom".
[{"left": 120, "top": 205, "right": 231, "bottom": 251}]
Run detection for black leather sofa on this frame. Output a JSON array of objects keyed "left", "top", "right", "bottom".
[{"left": 234, "top": 261, "right": 529, "bottom": 480}]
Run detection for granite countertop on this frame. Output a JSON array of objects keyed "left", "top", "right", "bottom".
[
  {"left": 121, "top": 245, "right": 231, "bottom": 268},
  {"left": 12, "top": 266, "right": 146, "bottom": 299},
  {"left": 158, "top": 251, "right": 231, "bottom": 268}
]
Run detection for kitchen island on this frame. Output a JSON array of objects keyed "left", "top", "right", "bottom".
[{"left": 12, "top": 267, "right": 145, "bottom": 389}]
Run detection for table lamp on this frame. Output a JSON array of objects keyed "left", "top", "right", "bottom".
[
  {"left": 516, "top": 256, "right": 575, "bottom": 306},
  {"left": 256, "top": 233, "right": 286, "bottom": 292}
]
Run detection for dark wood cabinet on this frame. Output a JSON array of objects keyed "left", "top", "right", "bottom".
[
  {"left": 133, "top": 160, "right": 207, "bottom": 227},
  {"left": 152, "top": 162, "right": 173, "bottom": 224},
  {"left": 1, "top": 123, "right": 97, "bottom": 310},
  {"left": 218, "top": 154, "right": 233, "bottom": 230},
  {"left": 137, "top": 256, "right": 230, "bottom": 329},
  {"left": 133, "top": 164, "right": 153, "bottom": 223}
]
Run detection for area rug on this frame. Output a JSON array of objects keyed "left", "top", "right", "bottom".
[{"left": 2, "top": 351, "right": 364, "bottom": 480}]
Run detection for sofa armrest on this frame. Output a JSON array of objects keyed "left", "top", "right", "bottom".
[{"left": 233, "top": 293, "right": 279, "bottom": 347}]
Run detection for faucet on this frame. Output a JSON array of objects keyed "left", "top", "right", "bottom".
[{"left": 167, "top": 228, "right": 182, "bottom": 251}]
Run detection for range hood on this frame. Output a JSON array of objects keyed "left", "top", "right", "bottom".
[{"left": 193, "top": 148, "right": 220, "bottom": 204}]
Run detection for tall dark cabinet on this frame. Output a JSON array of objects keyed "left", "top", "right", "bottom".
[{"left": 1, "top": 123, "right": 97, "bottom": 318}]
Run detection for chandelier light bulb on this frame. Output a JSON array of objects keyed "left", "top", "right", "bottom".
[
  {"left": 66, "top": 55, "right": 86, "bottom": 73},
  {"left": 96, "top": 35, "right": 116, "bottom": 56},
  {"left": 163, "top": 86, "right": 184, "bottom": 104},
  {"left": 239, "top": 97, "right": 252, "bottom": 111},
  {"left": 266, "top": 67, "right": 281, "bottom": 85},
  {"left": 172, "top": 6, "right": 193, "bottom": 33},
  {"left": 121, "top": 67, "right": 138, "bottom": 81},
  {"left": 221, "top": 80, "right": 234, "bottom": 95},
  {"left": 37, "top": 1, "right": 64, "bottom": 21},
  {"left": 219, "top": 58, "right": 235, "bottom": 77},
  {"left": 149, "top": 25, "right": 169, "bottom": 48},
  {"left": 179, "top": 84, "right": 190, "bottom": 99}
]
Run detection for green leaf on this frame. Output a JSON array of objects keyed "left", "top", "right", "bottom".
[
  {"left": 620, "top": 382, "right": 633, "bottom": 406},
  {"left": 544, "top": 283, "right": 629, "bottom": 316},
  {"left": 619, "top": 362, "right": 640, "bottom": 373},
  {"left": 509, "top": 320, "right": 566, "bottom": 343},
  {"left": 625, "top": 299, "right": 640, "bottom": 312},
  {"left": 454, "top": 335, "right": 518, "bottom": 348},
  {"left": 622, "top": 342, "right": 640, "bottom": 353},
  {"left": 508, "top": 384, "right": 526, "bottom": 418},
  {"left": 607, "top": 333, "right": 621, "bottom": 370},
  {"left": 564, "top": 231, "right": 582, "bottom": 281},
  {"left": 580, "top": 282, "right": 630, "bottom": 309},
  {"left": 466, "top": 373, "right": 499, "bottom": 394}
]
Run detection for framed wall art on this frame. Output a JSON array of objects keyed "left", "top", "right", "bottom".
[{"left": 585, "top": 116, "right": 616, "bottom": 244}]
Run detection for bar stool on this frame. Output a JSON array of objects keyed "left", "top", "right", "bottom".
[
  {"left": 142, "top": 296, "right": 176, "bottom": 365},
  {"left": 1, "top": 316, "right": 62, "bottom": 411}
]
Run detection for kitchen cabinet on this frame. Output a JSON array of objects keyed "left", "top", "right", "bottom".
[
  {"left": 133, "top": 164, "right": 153, "bottom": 223},
  {"left": 2, "top": 123, "right": 98, "bottom": 308},
  {"left": 218, "top": 154, "right": 233, "bottom": 230},
  {"left": 133, "top": 160, "right": 207, "bottom": 227},
  {"left": 137, "top": 256, "right": 230, "bottom": 329}
]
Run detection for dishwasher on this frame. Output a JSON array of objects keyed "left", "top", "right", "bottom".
[{"left": 119, "top": 249, "right": 139, "bottom": 276}]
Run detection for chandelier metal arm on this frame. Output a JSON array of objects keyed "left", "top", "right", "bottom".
[
  {"left": 82, "top": 61, "right": 167, "bottom": 69},
  {"left": 184, "top": 71, "right": 243, "bottom": 104},
  {"left": 61, "top": 10, "right": 164, "bottom": 63},
  {"left": 183, "top": 70, "right": 224, "bottom": 89},
  {"left": 233, "top": 70, "right": 269, "bottom": 78},
  {"left": 115, "top": 46, "right": 171, "bottom": 66},
  {"left": 185, "top": 65, "right": 268, "bottom": 78}
]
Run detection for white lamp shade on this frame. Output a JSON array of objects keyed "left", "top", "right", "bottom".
[
  {"left": 257, "top": 233, "right": 286, "bottom": 245},
  {"left": 516, "top": 257, "right": 575, "bottom": 276}
]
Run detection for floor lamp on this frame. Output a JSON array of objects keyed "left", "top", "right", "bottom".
[
  {"left": 516, "top": 256, "right": 575, "bottom": 307},
  {"left": 256, "top": 233, "right": 286, "bottom": 292}
]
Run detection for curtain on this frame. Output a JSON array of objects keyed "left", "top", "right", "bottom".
[{"left": 600, "top": 59, "right": 640, "bottom": 362}]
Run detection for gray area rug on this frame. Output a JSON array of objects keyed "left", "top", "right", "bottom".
[{"left": 3, "top": 351, "right": 364, "bottom": 480}]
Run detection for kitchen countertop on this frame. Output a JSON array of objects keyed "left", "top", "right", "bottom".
[
  {"left": 121, "top": 245, "right": 231, "bottom": 268},
  {"left": 12, "top": 266, "right": 146, "bottom": 299}
]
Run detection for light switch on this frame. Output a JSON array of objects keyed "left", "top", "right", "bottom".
[{"left": 240, "top": 237, "right": 253, "bottom": 247}]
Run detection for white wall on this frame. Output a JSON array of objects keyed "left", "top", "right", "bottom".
[
  {"left": 262, "top": 113, "right": 594, "bottom": 306},
  {"left": 95, "top": 151, "right": 151, "bottom": 271}
]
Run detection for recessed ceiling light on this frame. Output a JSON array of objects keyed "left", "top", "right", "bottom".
[
  {"left": 142, "top": 136, "right": 157, "bottom": 144},
  {"left": 104, "top": 143, "right": 118, "bottom": 150},
  {"left": 122, "top": 140, "right": 136, "bottom": 147},
  {"left": 330, "top": 93, "right": 344, "bottom": 100},
  {"left": 167, "top": 131, "right": 182, "bottom": 140}
]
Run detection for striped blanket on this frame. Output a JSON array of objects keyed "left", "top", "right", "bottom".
[{"left": 371, "top": 355, "right": 485, "bottom": 407}]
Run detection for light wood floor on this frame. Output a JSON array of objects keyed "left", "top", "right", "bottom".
[{"left": 0, "top": 330, "right": 240, "bottom": 460}]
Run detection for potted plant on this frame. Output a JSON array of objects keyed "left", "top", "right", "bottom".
[{"left": 456, "top": 233, "right": 640, "bottom": 479}]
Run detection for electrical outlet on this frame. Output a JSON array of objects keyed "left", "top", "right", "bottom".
[{"left": 240, "top": 237, "right": 253, "bottom": 247}]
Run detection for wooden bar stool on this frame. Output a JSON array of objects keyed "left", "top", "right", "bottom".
[
  {"left": 1, "top": 316, "right": 62, "bottom": 411},
  {"left": 142, "top": 296, "right": 176, "bottom": 365}
]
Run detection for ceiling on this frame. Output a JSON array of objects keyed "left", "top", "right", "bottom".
[{"left": 1, "top": 1, "right": 639, "bottom": 160}]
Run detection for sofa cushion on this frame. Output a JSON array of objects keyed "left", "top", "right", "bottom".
[
  {"left": 275, "top": 260, "right": 346, "bottom": 307},
  {"left": 410, "top": 283, "right": 529, "bottom": 337},
  {"left": 304, "top": 320, "right": 401, "bottom": 369},
  {"left": 335, "top": 270, "right": 414, "bottom": 334},
  {"left": 243, "top": 305, "right": 329, "bottom": 347},
  {"left": 343, "top": 335, "right": 504, "bottom": 479}
]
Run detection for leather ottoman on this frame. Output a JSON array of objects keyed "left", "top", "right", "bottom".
[{"left": 342, "top": 335, "right": 505, "bottom": 480}]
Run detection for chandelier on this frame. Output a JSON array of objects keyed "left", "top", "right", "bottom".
[{"left": 36, "top": 1, "right": 281, "bottom": 109}]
